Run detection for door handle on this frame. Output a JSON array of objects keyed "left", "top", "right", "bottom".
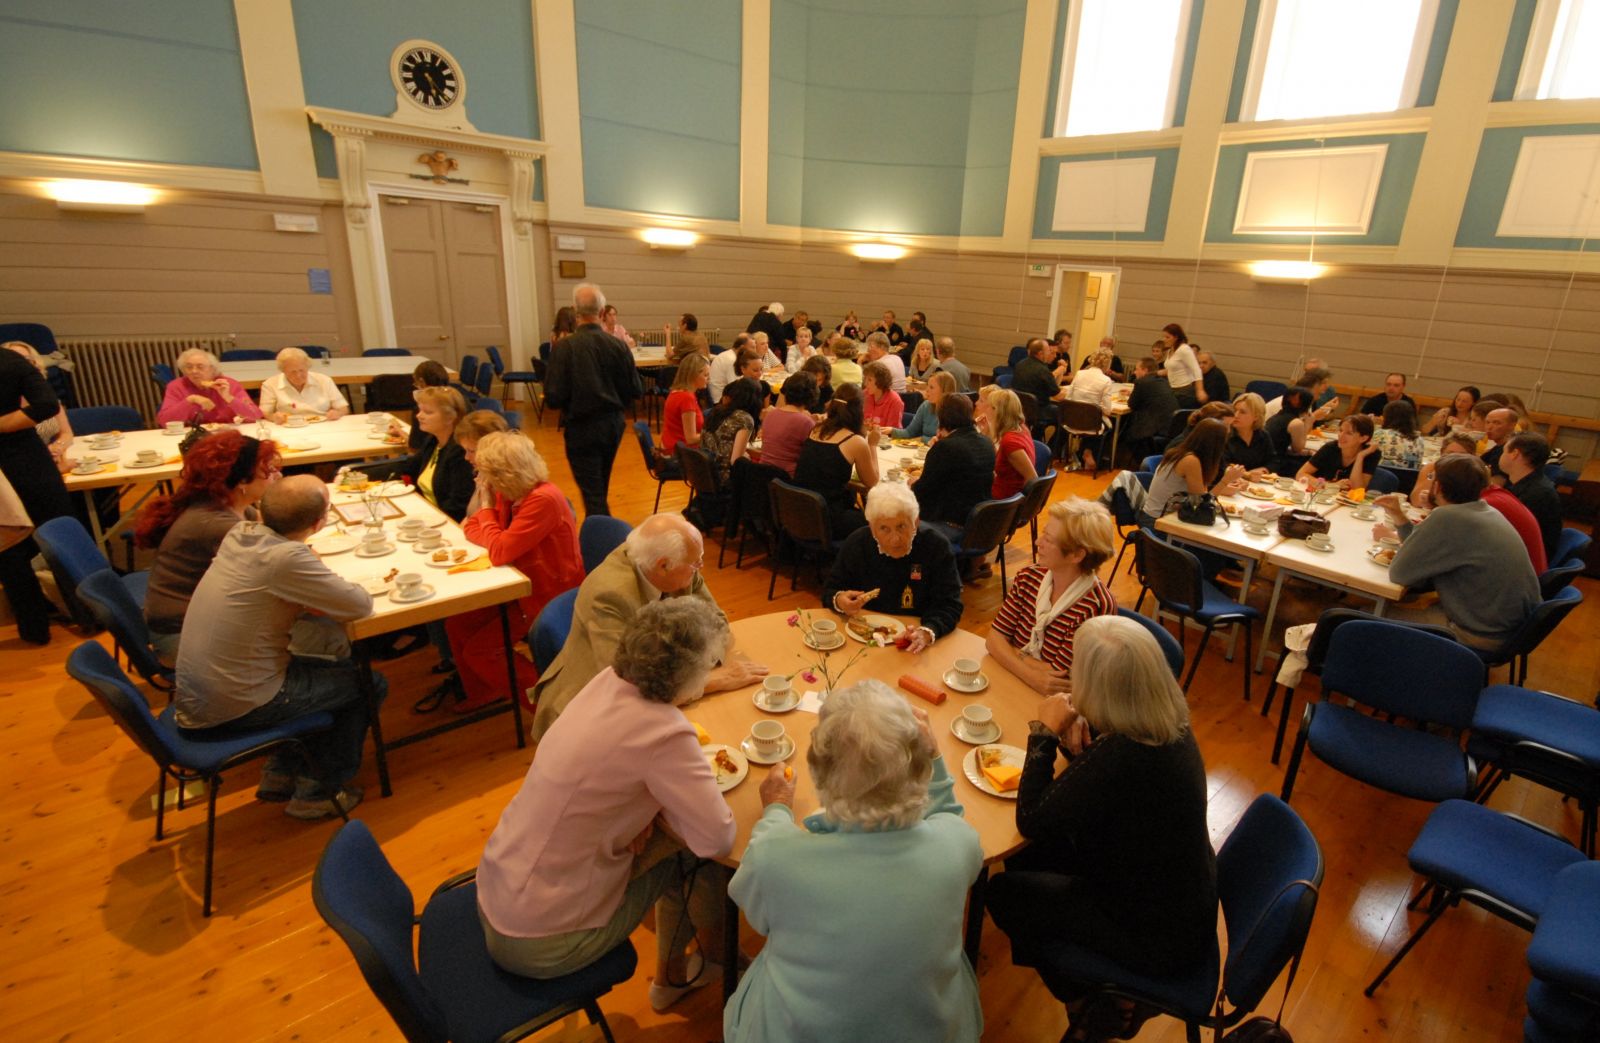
[{"left": 438, "top": 335, "right": 449, "bottom": 340}]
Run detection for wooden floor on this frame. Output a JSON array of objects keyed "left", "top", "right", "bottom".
[{"left": 3, "top": 405, "right": 1595, "bottom": 1042}]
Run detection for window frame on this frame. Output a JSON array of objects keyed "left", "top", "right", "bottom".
[
  {"left": 1238, "top": 0, "right": 1442, "bottom": 123},
  {"left": 1051, "top": 0, "right": 1196, "bottom": 139},
  {"left": 1516, "top": 0, "right": 1599, "bottom": 100}
]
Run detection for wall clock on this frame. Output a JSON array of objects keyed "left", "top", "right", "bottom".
[{"left": 390, "top": 39, "right": 466, "bottom": 114}]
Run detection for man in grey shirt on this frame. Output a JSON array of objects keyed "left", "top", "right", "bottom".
[
  {"left": 175, "top": 475, "right": 384, "bottom": 819},
  {"left": 1371, "top": 454, "right": 1539, "bottom": 648},
  {"left": 933, "top": 337, "right": 971, "bottom": 392}
]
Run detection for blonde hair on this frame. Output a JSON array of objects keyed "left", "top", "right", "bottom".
[
  {"left": 1045, "top": 497, "right": 1115, "bottom": 571},
  {"left": 1087, "top": 348, "right": 1113, "bottom": 371},
  {"left": 926, "top": 371, "right": 957, "bottom": 398},
  {"left": 275, "top": 347, "right": 309, "bottom": 369},
  {"left": 1232, "top": 391, "right": 1267, "bottom": 431},
  {"left": 473, "top": 430, "right": 548, "bottom": 499},
  {"left": 1071, "top": 615, "right": 1189, "bottom": 746},
  {"left": 808, "top": 680, "right": 935, "bottom": 831},
  {"left": 671, "top": 352, "right": 709, "bottom": 392},
  {"left": 832, "top": 338, "right": 861, "bottom": 361},
  {"left": 989, "top": 388, "right": 1025, "bottom": 438},
  {"left": 413, "top": 385, "right": 468, "bottom": 425},
  {"left": 455, "top": 409, "right": 509, "bottom": 446}
]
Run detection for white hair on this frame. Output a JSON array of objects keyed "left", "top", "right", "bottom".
[
  {"left": 276, "top": 347, "right": 309, "bottom": 369},
  {"left": 808, "top": 680, "right": 935, "bottom": 830},
  {"left": 573, "top": 283, "right": 606, "bottom": 318},
  {"left": 177, "top": 348, "right": 218, "bottom": 372},
  {"left": 1071, "top": 615, "right": 1189, "bottom": 746},
  {"left": 624, "top": 513, "right": 694, "bottom": 571},
  {"left": 864, "top": 481, "right": 919, "bottom": 524},
  {"left": 769, "top": 302, "right": 785, "bottom": 318}
]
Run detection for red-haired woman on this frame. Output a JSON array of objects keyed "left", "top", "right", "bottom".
[{"left": 136, "top": 431, "right": 281, "bottom": 664}]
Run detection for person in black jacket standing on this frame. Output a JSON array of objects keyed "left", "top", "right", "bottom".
[
  {"left": 0, "top": 348, "right": 72, "bottom": 644},
  {"left": 545, "top": 283, "right": 642, "bottom": 517}
]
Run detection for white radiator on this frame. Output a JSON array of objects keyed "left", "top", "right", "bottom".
[{"left": 61, "top": 336, "right": 236, "bottom": 426}]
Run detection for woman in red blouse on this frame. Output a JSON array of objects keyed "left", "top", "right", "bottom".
[
  {"left": 448, "top": 431, "right": 586, "bottom": 712},
  {"left": 986, "top": 497, "right": 1117, "bottom": 694},
  {"left": 861, "top": 360, "right": 905, "bottom": 429},
  {"left": 988, "top": 388, "right": 1037, "bottom": 499},
  {"left": 660, "top": 354, "right": 708, "bottom": 457}
]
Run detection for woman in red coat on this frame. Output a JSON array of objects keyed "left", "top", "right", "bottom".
[{"left": 448, "top": 431, "right": 586, "bottom": 712}]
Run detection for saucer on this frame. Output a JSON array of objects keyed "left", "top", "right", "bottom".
[
  {"left": 942, "top": 669, "right": 989, "bottom": 693},
  {"left": 354, "top": 543, "right": 395, "bottom": 558},
  {"left": 161, "top": 428, "right": 185, "bottom": 436},
  {"left": 425, "top": 553, "right": 472, "bottom": 569},
  {"left": 413, "top": 541, "right": 451, "bottom": 554},
  {"left": 1242, "top": 526, "right": 1271, "bottom": 537},
  {"left": 803, "top": 632, "right": 846, "bottom": 651},
  {"left": 309, "top": 533, "right": 358, "bottom": 556},
  {"left": 389, "top": 583, "right": 436, "bottom": 604},
  {"left": 395, "top": 529, "right": 428, "bottom": 542},
  {"left": 126, "top": 457, "right": 167, "bottom": 469},
  {"left": 740, "top": 735, "right": 795, "bottom": 765},
  {"left": 950, "top": 717, "right": 1000, "bottom": 745},
  {"left": 71, "top": 466, "right": 104, "bottom": 477},
  {"left": 1304, "top": 540, "right": 1335, "bottom": 553},
  {"left": 753, "top": 687, "right": 801, "bottom": 713}
]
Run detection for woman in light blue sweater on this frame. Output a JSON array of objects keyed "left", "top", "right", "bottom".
[
  {"left": 892, "top": 371, "right": 957, "bottom": 443},
  {"left": 724, "top": 680, "right": 984, "bottom": 1043}
]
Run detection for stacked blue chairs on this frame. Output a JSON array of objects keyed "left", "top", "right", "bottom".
[
  {"left": 1470, "top": 683, "right": 1600, "bottom": 856},
  {"left": 1523, "top": 862, "right": 1600, "bottom": 1041}
]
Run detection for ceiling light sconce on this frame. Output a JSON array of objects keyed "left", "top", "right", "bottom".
[
  {"left": 850, "top": 241, "right": 908, "bottom": 262},
  {"left": 1248, "top": 260, "right": 1326, "bottom": 284},
  {"left": 46, "top": 179, "right": 159, "bottom": 213},
  {"left": 641, "top": 227, "right": 697, "bottom": 250}
]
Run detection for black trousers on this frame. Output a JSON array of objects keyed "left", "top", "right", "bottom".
[
  {"left": 0, "top": 436, "right": 72, "bottom": 642},
  {"left": 563, "top": 413, "right": 625, "bottom": 517}
]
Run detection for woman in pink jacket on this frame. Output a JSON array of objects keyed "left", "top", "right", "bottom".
[{"left": 156, "top": 348, "right": 261, "bottom": 425}]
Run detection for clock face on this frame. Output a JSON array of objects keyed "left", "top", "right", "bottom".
[{"left": 398, "top": 46, "right": 459, "bottom": 109}]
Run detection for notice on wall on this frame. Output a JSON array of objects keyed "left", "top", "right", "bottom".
[{"left": 307, "top": 268, "right": 333, "bottom": 294}]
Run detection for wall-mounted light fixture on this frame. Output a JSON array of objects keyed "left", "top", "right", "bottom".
[
  {"left": 45, "top": 179, "right": 159, "bottom": 213},
  {"left": 1248, "top": 260, "right": 1326, "bottom": 283},
  {"left": 642, "top": 227, "right": 697, "bottom": 249},
  {"left": 849, "top": 241, "right": 907, "bottom": 262}
]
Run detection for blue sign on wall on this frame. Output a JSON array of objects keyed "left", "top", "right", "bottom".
[{"left": 308, "top": 268, "right": 333, "bottom": 294}]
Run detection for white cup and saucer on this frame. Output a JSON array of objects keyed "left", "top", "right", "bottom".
[
  {"left": 1274, "top": 477, "right": 1295, "bottom": 491},
  {"left": 395, "top": 518, "right": 427, "bottom": 542},
  {"left": 164, "top": 421, "right": 185, "bottom": 435},
  {"left": 285, "top": 414, "right": 309, "bottom": 428},
  {"left": 742, "top": 719, "right": 794, "bottom": 764},
  {"left": 951, "top": 705, "right": 1000, "bottom": 744},
  {"left": 1352, "top": 503, "right": 1376, "bottom": 521},
  {"left": 389, "top": 571, "right": 434, "bottom": 603},
  {"left": 415, "top": 532, "right": 447, "bottom": 553},
  {"left": 755, "top": 675, "right": 800, "bottom": 713},
  {"left": 71, "top": 458, "right": 101, "bottom": 476},
  {"left": 804, "top": 618, "right": 844, "bottom": 650},
  {"left": 1241, "top": 520, "right": 1271, "bottom": 537},
  {"left": 942, "top": 657, "right": 989, "bottom": 693},
  {"left": 126, "top": 448, "right": 164, "bottom": 469},
  {"left": 356, "top": 530, "right": 394, "bottom": 558},
  {"left": 87, "top": 433, "right": 120, "bottom": 448},
  {"left": 1305, "top": 531, "right": 1334, "bottom": 553}
]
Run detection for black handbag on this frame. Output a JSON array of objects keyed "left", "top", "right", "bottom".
[{"left": 1168, "top": 492, "right": 1226, "bottom": 527}]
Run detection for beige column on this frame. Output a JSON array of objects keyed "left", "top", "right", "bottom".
[{"left": 233, "top": 0, "right": 321, "bottom": 198}]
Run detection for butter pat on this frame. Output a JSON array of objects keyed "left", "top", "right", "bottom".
[
  {"left": 981, "top": 762, "right": 1022, "bottom": 792},
  {"left": 693, "top": 722, "right": 710, "bottom": 745}
]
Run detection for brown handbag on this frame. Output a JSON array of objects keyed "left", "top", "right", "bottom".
[{"left": 1276, "top": 509, "right": 1330, "bottom": 540}]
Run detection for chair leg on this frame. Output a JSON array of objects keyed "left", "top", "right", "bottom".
[
  {"left": 1271, "top": 685, "right": 1297, "bottom": 765},
  {"left": 584, "top": 1000, "right": 619, "bottom": 1043},
  {"left": 1239, "top": 622, "right": 1253, "bottom": 703},
  {"left": 155, "top": 766, "right": 168, "bottom": 840},
  {"left": 1261, "top": 681, "right": 1278, "bottom": 718},
  {"left": 1471, "top": 767, "right": 1505, "bottom": 804},
  {"left": 1111, "top": 539, "right": 1128, "bottom": 577},
  {"left": 1364, "top": 890, "right": 1456, "bottom": 996},
  {"left": 1280, "top": 707, "right": 1313, "bottom": 802},
  {"left": 767, "top": 535, "right": 782, "bottom": 600},
  {"left": 653, "top": 481, "right": 663, "bottom": 513},
  {"left": 1181, "top": 623, "right": 1213, "bottom": 693},
  {"left": 202, "top": 774, "right": 221, "bottom": 917}
]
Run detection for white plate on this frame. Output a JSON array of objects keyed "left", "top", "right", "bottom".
[
  {"left": 70, "top": 466, "right": 106, "bottom": 477},
  {"left": 358, "top": 574, "right": 396, "bottom": 596},
  {"left": 425, "top": 553, "right": 475, "bottom": 569},
  {"left": 1240, "top": 488, "right": 1277, "bottom": 500},
  {"left": 802, "top": 632, "right": 846, "bottom": 651},
  {"left": 354, "top": 543, "right": 396, "bottom": 558},
  {"left": 1304, "top": 540, "right": 1335, "bottom": 554},
  {"left": 753, "top": 687, "right": 801, "bottom": 713},
  {"left": 950, "top": 717, "right": 1000, "bottom": 745},
  {"left": 740, "top": 735, "right": 796, "bottom": 765},
  {"left": 963, "top": 744, "right": 1025, "bottom": 799},
  {"left": 125, "top": 458, "right": 168, "bottom": 469},
  {"left": 309, "top": 534, "right": 359, "bottom": 556},
  {"left": 161, "top": 429, "right": 185, "bottom": 436},
  {"left": 845, "top": 614, "right": 905, "bottom": 645},
  {"left": 704, "top": 744, "right": 749, "bottom": 792},
  {"left": 389, "top": 583, "right": 436, "bottom": 604},
  {"left": 942, "top": 669, "right": 989, "bottom": 694},
  {"left": 1366, "top": 546, "right": 1396, "bottom": 568},
  {"left": 371, "top": 480, "right": 415, "bottom": 498}
]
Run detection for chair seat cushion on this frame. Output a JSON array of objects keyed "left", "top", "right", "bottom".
[
  {"left": 1027, "top": 937, "right": 1221, "bottom": 1022},
  {"left": 1408, "top": 800, "right": 1586, "bottom": 920},
  {"left": 1471, "top": 685, "right": 1600, "bottom": 768},
  {"left": 1306, "top": 703, "right": 1473, "bottom": 802},
  {"left": 1525, "top": 978, "right": 1600, "bottom": 1037},
  {"left": 500, "top": 371, "right": 538, "bottom": 382},
  {"left": 1194, "top": 580, "right": 1260, "bottom": 624},
  {"left": 162, "top": 704, "right": 334, "bottom": 773},
  {"left": 419, "top": 883, "right": 637, "bottom": 1043},
  {"left": 1527, "top": 863, "right": 1600, "bottom": 995}
]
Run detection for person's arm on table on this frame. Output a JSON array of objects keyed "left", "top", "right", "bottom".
[
  {"left": 464, "top": 490, "right": 562, "bottom": 566},
  {"left": 646, "top": 729, "right": 736, "bottom": 859},
  {"left": 1015, "top": 695, "right": 1102, "bottom": 841},
  {"left": 908, "top": 533, "right": 962, "bottom": 649},
  {"left": 224, "top": 378, "right": 263, "bottom": 421},
  {"left": 986, "top": 627, "right": 1070, "bottom": 695},
  {"left": 274, "top": 546, "right": 375, "bottom": 621}
]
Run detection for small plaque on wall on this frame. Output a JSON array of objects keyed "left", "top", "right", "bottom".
[
  {"left": 307, "top": 268, "right": 333, "bottom": 294},
  {"left": 558, "top": 260, "right": 587, "bottom": 279}
]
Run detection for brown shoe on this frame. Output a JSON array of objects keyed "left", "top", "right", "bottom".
[{"left": 285, "top": 786, "right": 363, "bottom": 821}]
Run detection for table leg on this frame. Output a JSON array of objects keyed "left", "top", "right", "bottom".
[
  {"left": 356, "top": 643, "right": 393, "bottom": 798},
  {"left": 963, "top": 865, "right": 989, "bottom": 965},
  {"left": 81, "top": 490, "right": 105, "bottom": 546},
  {"left": 1372, "top": 596, "right": 1387, "bottom": 616},
  {"left": 499, "top": 603, "right": 526, "bottom": 748},
  {"left": 723, "top": 892, "right": 739, "bottom": 1001},
  {"left": 1255, "top": 570, "right": 1287, "bottom": 674}
]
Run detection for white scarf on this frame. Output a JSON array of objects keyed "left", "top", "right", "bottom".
[{"left": 1022, "top": 570, "right": 1098, "bottom": 659}]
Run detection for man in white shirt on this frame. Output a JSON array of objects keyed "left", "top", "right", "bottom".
[
  {"left": 864, "top": 332, "right": 907, "bottom": 392},
  {"left": 707, "top": 333, "right": 752, "bottom": 403}
]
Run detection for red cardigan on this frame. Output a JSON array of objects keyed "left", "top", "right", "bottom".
[{"left": 462, "top": 482, "right": 586, "bottom": 621}]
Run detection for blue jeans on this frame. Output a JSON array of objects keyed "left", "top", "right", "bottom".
[{"left": 203, "top": 657, "right": 387, "bottom": 800}]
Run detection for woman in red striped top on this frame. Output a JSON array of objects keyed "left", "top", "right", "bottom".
[{"left": 986, "top": 497, "right": 1118, "bottom": 694}]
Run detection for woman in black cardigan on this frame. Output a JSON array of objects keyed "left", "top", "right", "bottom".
[
  {"left": 0, "top": 349, "right": 72, "bottom": 644},
  {"left": 987, "top": 614, "right": 1218, "bottom": 1042},
  {"left": 372, "top": 385, "right": 474, "bottom": 521}
]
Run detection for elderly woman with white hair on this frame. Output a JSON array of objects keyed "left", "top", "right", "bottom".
[
  {"left": 259, "top": 347, "right": 348, "bottom": 423},
  {"left": 477, "top": 598, "right": 736, "bottom": 1008},
  {"left": 822, "top": 481, "right": 963, "bottom": 654},
  {"left": 156, "top": 347, "right": 262, "bottom": 425},
  {"left": 724, "top": 680, "right": 983, "bottom": 1042},
  {"left": 987, "top": 615, "right": 1217, "bottom": 1043}
]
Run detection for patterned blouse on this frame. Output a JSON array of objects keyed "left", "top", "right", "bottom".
[{"left": 990, "top": 565, "right": 1118, "bottom": 675}]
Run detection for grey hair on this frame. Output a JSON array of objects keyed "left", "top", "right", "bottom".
[
  {"left": 808, "top": 680, "right": 935, "bottom": 830},
  {"left": 613, "top": 598, "right": 729, "bottom": 704},
  {"left": 624, "top": 513, "right": 695, "bottom": 571},
  {"left": 865, "top": 331, "right": 891, "bottom": 353},
  {"left": 276, "top": 347, "right": 309, "bottom": 368},
  {"left": 768, "top": 301, "right": 785, "bottom": 317},
  {"left": 1071, "top": 615, "right": 1189, "bottom": 746},
  {"left": 934, "top": 336, "right": 956, "bottom": 358},
  {"left": 864, "top": 481, "right": 919, "bottom": 524},
  {"left": 177, "top": 347, "right": 218, "bottom": 372},
  {"left": 573, "top": 282, "right": 606, "bottom": 318}
]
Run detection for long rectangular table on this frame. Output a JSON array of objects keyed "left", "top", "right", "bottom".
[{"left": 216, "top": 356, "right": 449, "bottom": 389}]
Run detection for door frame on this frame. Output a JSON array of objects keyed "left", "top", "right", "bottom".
[
  {"left": 365, "top": 179, "right": 524, "bottom": 357},
  {"left": 1046, "top": 263, "right": 1122, "bottom": 356}
]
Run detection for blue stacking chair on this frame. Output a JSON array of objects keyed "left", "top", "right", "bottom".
[
  {"left": 951, "top": 494, "right": 1023, "bottom": 592},
  {"left": 1026, "top": 795, "right": 1323, "bottom": 1043},
  {"left": 458, "top": 355, "right": 479, "bottom": 389},
  {"left": 75, "top": 568, "right": 172, "bottom": 691},
  {"left": 1470, "top": 684, "right": 1600, "bottom": 857},
  {"left": 1474, "top": 586, "right": 1583, "bottom": 687},
  {"left": 485, "top": 345, "right": 542, "bottom": 416},
  {"left": 67, "top": 641, "right": 345, "bottom": 915},
  {"left": 34, "top": 516, "right": 148, "bottom": 628},
  {"left": 67, "top": 405, "right": 142, "bottom": 436},
  {"left": 1132, "top": 531, "right": 1258, "bottom": 701},
  {"left": 473, "top": 361, "right": 494, "bottom": 397},
  {"left": 150, "top": 362, "right": 175, "bottom": 392},
  {"left": 297, "top": 344, "right": 331, "bottom": 358},
  {"left": 632, "top": 421, "right": 682, "bottom": 512},
  {"left": 363, "top": 348, "right": 412, "bottom": 357},
  {"left": 1007, "top": 345, "right": 1029, "bottom": 368},
  {"left": 994, "top": 370, "right": 1013, "bottom": 389},
  {"left": 1364, "top": 799, "right": 1587, "bottom": 996},
  {"left": 1552, "top": 527, "right": 1592, "bottom": 567},
  {"left": 1365, "top": 466, "right": 1400, "bottom": 495},
  {"left": 1280, "top": 621, "right": 1485, "bottom": 804},
  {"left": 1244, "top": 380, "right": 1287, "bottom": 402},
  {"left": 1540, "top": 559, "right": 1586, "bottom": 598},
  {"left": 1007, "top": 471, "right": 1057, "bottom": 564},
  {"left": 1524, "top": 862, "right": 1600, "bottom": 1042},
  {"left": 1108, "top": 482, "right": 1147, "bottom": 576},
  {"left": 220, "top": 349, "right": 276, "bottom": 362},
  {"left": 579, "top": 515, "right": 631, "bottom": 574},
  {"left": 313, "top": 820, "right": 634, "bottom": 1043},
  {"left": 1032, "top": 439, "right": 1053, "bottom": 477},
  {"left": 1141, "top": 453, "right": 1165, "bottom": 475},
  {"left": 766, "top": 479, "right": 836, "bottom": 600},
  {"left": 1117, "top": 607, "right": 1185, "bottom": 679},
  {"left": 530, "top": 588, "right": 578, "bottom": 674}
]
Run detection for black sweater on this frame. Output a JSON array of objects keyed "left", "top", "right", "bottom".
[
  {"left": 913, "top": 427, "right": 993, "bottom": 527},
  {"left": 365, "top": 435, "right": 474, "bottom": 521},
  {"left": 822, "top": 524, "right": 964, "bottom": 638}
]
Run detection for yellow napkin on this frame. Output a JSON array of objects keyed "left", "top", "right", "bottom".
[{"left": 447, "top": 554, "right": 490, "bottom": 574}]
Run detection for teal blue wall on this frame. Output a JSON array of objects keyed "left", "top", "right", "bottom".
[
  {"left": 1456, "top": 124, "right": 1600, "bottom": 251},
  {"left": 1043, "top": 0, "right": 1208, "bottom": 135},
  {"left": 1031, "top": 150, "right": 1180, "bottom": 240},
  {"left": 0, "top": 1, "right": 257, "bottom": 169},
  {"left": 1493, "top": 0, "right": 1540, "bottom": 101},
  {"left": 292, "top": 0, "right": 540, "bottom": 140},
  {"left": 574, "top": 0, "right": 740, "bottom": 220},
  {"left": 1204, "top": 133, "right": 1427, "bottom": 245},
  {"left": 768, "top": 0, "right": 1026, "bottom": 237}
]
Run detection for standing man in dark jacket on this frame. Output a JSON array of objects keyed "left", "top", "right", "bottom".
[
  {"left": 1197, "top": 349, "right": 1231, "bottom": 405},
  {"left": 1122, "top": 356, "right": 1179, "bottom": 464},
  {"left": 747, "top": 301, "right": 790, "bottom": 348},
  {"left": 545, "top": 283, "right": 641, "bottom": 516}
]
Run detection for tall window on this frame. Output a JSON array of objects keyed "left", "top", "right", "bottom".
[
  {"left": 1521, "top": 0, "right": 1600, "bottom": 100},
  {"left": 1054, "top": 0, "right": 1193, "bottom": 137},
  {"left": 1243, "top": 0, "right": 1438, "bottom": 122}
]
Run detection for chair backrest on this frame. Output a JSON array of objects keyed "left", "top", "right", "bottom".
[
  {"left": 995, "top": 372, "right": 1014, "bottom": 389},
  {"left": 530, "top": 588, "right": 579, "bottom": 673},
  {"left": 1366, "top": 467, "right": 1400, "bottom": 495},
  {"left": 579, "top": 515, "right": 632, "bottom": 573},
  {"left": 1141, "top": 453, "right": 1164, "bottom": 475},
  {"left": 1058, "top": 399, "right": 1104, "bottom": 434},
  {"left": 1166, "top": 408, "right": 1195, "bottom": 440},
  {"left": 1497, "top": 586, "right": 1584, "bottom": 663},
  {"left": 34, "top": 516, "right": 113, "bottom": 593},
  {"left": 1014, "top": 389, "right": 1041, "bottom": 429},
  {"left": 1134, "top": 470, "right": 1154, "bottom": 491},
  {"left": 1554, "top": 527, "right": 1592, "bottom": 566},
  {"left": 312, "top": 821, "right": 447, "bottom": 1043},
  {"left": 958, "top": 494, "right": 1023, "bottom": 553},
  {"left": 0, "top": 321, "right": 58, "bottom": 356},
  {"left": 220, "top": 349, "right": 276, "bottom": 362},
  {"left": 297, "top": 345, "right": 331, "bottom": 358},
  {"left": 1116, "top": 607, "right": 1185, "bottom": 679},
  {"left": 633, "top": 421, "right": 663, "bottom": 478},
  {"left": 1216, "top": 795, "right": 1324, "bottom": 1015},
  {"left": 473, "top": 363, "right": 494, "bottom": 396},
  {"left": 65, "top": 641, "right": 174, "bottom": 769},
  {"left": 1108, "top": 484, "right": 1139, "bottom": 527},
  {"left": 484, "top": 345, "right": 506, "bottom": 376},
  {"left": 1303, "top": 607, "right": 1454, "bottom": 679},
  {"left": 1008, "top": 471, "right": 1057, "bottom": 539},
  {"left": 1539, "top": 559, "right": 1586, "bottom": 599},
  {"left": 768, "top": 479, "right": 832, "bottom": 547},
  {"left": 1007, "top": 345, "right": 1029, "bottom": 368},
  {"left": 1322, "top": 620, "right": 1485, "bottom": 729},
  {"left": 365, "top": 374, "right": 416, "bottom": 412},
  {"left": 1137, "top": 533, "right": 1206, "bottom": 616},
  {"left": 457, "top": 355, "right": 479, "bottom": 387},
  {"left": 150, "top": 363, "right": 176, "bottom": 387},
  {"left": 75, "top": 569, "right": 168, "bottom": 682},
  {"left": 67, "top": 405, "right": 143, "bottom": 436},
  {"left": 676, "top": 444, "right": 721, "bottom": 496},
  {"left": 363, "top": 348, "right": 413, "bottom": 357},
  {"left": 1245, "top": 380, "right": 1287, "bottom": 402}
]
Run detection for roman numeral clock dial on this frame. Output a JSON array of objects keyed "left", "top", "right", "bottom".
[{"left": 390, "top": 39, "right": 468, "bottom": 121}]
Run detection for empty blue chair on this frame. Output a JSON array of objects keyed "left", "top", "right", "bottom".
[
  {"left": 1552, "top": 527, "right": 1591, "bottom": 566},
  {"left": 1366, "top": 467, "right": 1400, "bottom": 495},
  {"left": 150, "top": 362, "right": 176, "bottom": 391},
  {"left": 67, "top": 641, "right": 343, "bottom": 915},
  {"left": 74, "top": 569, "right": 172, "bottom": 690},
  {"left": 1244, "top": 380, "right": 1287, "bottom": 402},
  {"left": 474, "top": 360, "right": 494, "bottom": 397},
  {"left": 530, "top": 588, "right": 578, "bottom": 674},
  {"left": 1470, "top": 684, "right": 1600, "bottom": 856},
  {"left": 1133, "top": 531, "right": 1258, "bottom": 701},
  {"left": 221, "top": 349, "right": 276, "bottom": 362},
  {"left": 994, "top": 371, "right": 1013, "bottom": 389},
  {"left": 579, "top": 515, "right": 631, "bottom": 574},
  {"left": 313, "top": 820, "right": 635, "bottom": 1043},
  {"left": 363, "top": 348, "right": 412, "bottom": 357},
  {"left": 297, "top": 344, "right": 331, "bottom": 358},
  {"left": 485, "top": 345, "right": 542, "bottom": 414},
  {"left": 459, "top": 355, "right": 480, "bottom": 388},
  {"left": 1524, "top": 862, "right": 1600, "bottom": 1042},
  {"left": 1141, "top": 453, "right": 1164, "bottom": 475},
  {"left": 67, "top": 405, "right": 143, "bottom": 436},
  {"left": 1117, "top": 607, "right": 1185, "bottom": 679},
  {"left": 1540, "top": 559, "right": 1585, "bottom": 598},
  {"left": 1032, "top": 439, "right": 1053, "bottom": 477},
  {"left": 951, "top": 494, "right": 1023, "bottom": 592},
  {"left": 34, "top": 516, "right": 147, "bottom": 627}
]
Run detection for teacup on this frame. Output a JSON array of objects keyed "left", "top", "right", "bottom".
[
  {"left": 961, "top": 704, "right": 995, "bottom": 738},
  {"left": 762, "top": 675, "right": 793, "bottom": 706},
  {"left": 285, "top": 414, "right": 308, "bottom": 428},
  {"left": 1352, "top": 505, "right": 1375, "bottom": 520},
  {"left": 953, "top": 657, "right": 982, "bottom": 687},
  {"left": 88, "top": 434, "right": 117, "bottom": 445},
  {"left": 135, "top": 449, "right": 161, "bottom": 464},
  {"left": 886, "top": 468, "right": 904, "bottom": 482},
  {"left": 165, "top": 421, "right": 184, "bottom": 434},
  {"left": 366, "top": 412, "right": 388, "bottom": 426},
  {"left": 360, "top": 531, "right": 388, "bottom": 552},
  {"left": 416, "top": 533, "right": 445, "bottom": 551},
  {"left": 809, "top": 619, "right": 839, "bottom": 645},
  {"left": 1306, "top": 532, "right": 1332, "bottom": 549},
  {"left": 397, "top": 518, "right": 426, "bottom": 537},
  {"left": 72, "top": 460, "right": 99, "bottom": 475},
  {"left": 1275, "top": 477, "right": 1295, "bottom": 490},
  {"left": 1243, "top": 522, "right": 1270, "bottom": 536},
  {"left": 750, "top": 719, "right": 786, "bottom": 756},
  {"left": 394, "top": 572, "right": 424, "bottom": 598},
  {"left": 1378, "top": 535, "right": 1401, "bottom": 549}
]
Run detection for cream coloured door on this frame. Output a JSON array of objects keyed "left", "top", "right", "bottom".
[
  {"left": 379, "top": 196, "right": 510, "bottom": 370},
  {"left": 441, "top": 204, "right": 510, "bottom": 368}
]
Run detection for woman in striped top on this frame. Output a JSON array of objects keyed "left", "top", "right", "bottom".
[{"left": 986, "top": 497, "right": 1118, "bottom": 694}]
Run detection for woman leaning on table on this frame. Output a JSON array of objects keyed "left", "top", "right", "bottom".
[
  {"left": 367, "top": 385, "right": 474, "bottom": 521},
  {"left": 156, "top": 348, "right": 261, "bottom": 426},
  {"left": 1138, "top": 417, "right": 1244, "bottom": 528},
  {"left": 0, "top": 346, "right": 73, "bottom": 644},
  {"left": 1296, "top": 412, "right": 1380, "bottom": 491},
  {"left": 259, "top": 347, "right": 348, "bottom": 423},
  {"left": 476, "top": 599, "right": 735, "bottom": 1010},
  {"left": 724, "top": 680, "right": 983, "bottom": 1043},
  {"left": 987, "top": 615, "right": 1217, "bottom": 1043},
  {"left": 986, "top": 497, "right": 1118, "bottom": 696}
]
